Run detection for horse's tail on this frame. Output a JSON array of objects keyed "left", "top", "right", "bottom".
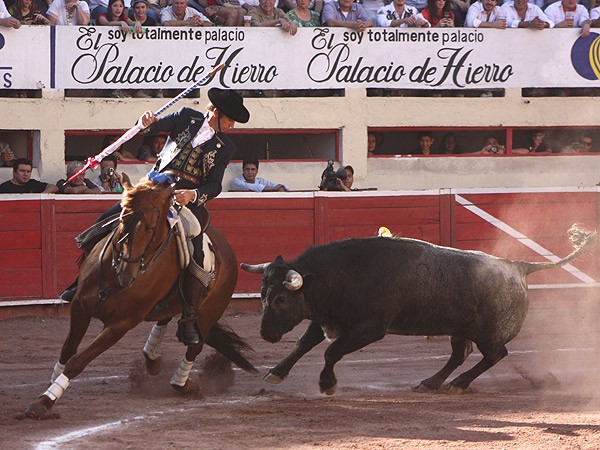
[{"left": 206, "top": 322, "right": 258, "bottom": 373}]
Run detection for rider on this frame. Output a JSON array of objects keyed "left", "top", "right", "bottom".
[{"left": 60, "top": 88, "right": 250, "bottom": 346}]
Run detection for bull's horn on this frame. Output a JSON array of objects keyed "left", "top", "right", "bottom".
[
  {"left": 240, "top": 262, "right": 270, "bottom": 273},
  {"left": 283, "top": 270, "right": 303, "bottom": 291}
]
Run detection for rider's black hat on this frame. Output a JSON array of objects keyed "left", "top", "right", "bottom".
[{"left": 208, "top": 88, "right": 250, "bottom": 124}]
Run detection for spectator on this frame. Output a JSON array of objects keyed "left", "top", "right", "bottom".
[
  {"left": 0, "top": 158, "right": 59, "bottom": 193},
  {"left": 287, "top": 0, "right": 321, "bottom": 26},
  {"left": 437, "top": 133, "right": 462, "bottom": 154},
  {"left": 186, "top": 0, "right": 244, "bottom": 26},
  {"left": 161, "top": 0, "right": 212, "bottom": 26},
  {"left": 449, "top": 0, "right": 469, "bottom": 26},
  {"left": 0, "top": 0, "right": 21, "bottom": 28},
  {"left": 102, "top": 135, "right": 138, "bottom": 161},
  {"left": 592, "top": 4, "right": 600, "bottom": 28},
  {"left": 92, "top": 155, "right": 131, "bottom": 192},
  {"left": 321, "top": 0, "right": 373, "bottom": 31},
  {"left": 544, "top": 0, "right": 590, "bottom": 37},
  {"left": 513, "top": 129, "right": 553, "bottom": 154},
  {"left": 413, "top": 131, "right": 435, "bottom": 155},
  {"left": 138, "top": 134, "right": 167, "bottom": 162},
  {"left": 581, "top": 134, "right": 593, "bottom": 152},
  {"left": 8, "top": 0, "right": 50, "bottom": 24},
  {"left": 57, "top": 161, "right": 102, "bottom": 194},
  {"left": 286, "top": 0, "right": 323, "bottom": 14},
  {"left": 131, "top": 0, "right": 156, "bottom": 25},
  {"left": 89, "top": 0, "right": 130, "bottom": 23},
  {"left": 417, "top": 0, "right": 454, "bottom": 27},
  {"left": 0, "top": 133, "right": 15, "bottom": 167},
  {"left": 240, "top": 0, "right": 280, "bottom": 14},
  {"left": 319, "top": 164, "right": 354, "bottom": 191},
  {"left": 465, "top": 0, "right": 506, "bottom": 29},
  {"left": 362, "top": 0, "right": 385, "bottom": 23},
  {"left": 376, "top": 0, "right": 427, "bottom": 27},
  {"left": 502, "top": 0, "right": 553, "bottom": 29},
  {"left": 131, "top": 0, "right": 162, "bottom": 22},
  {"left": 559, "top": 138, "right": 585, "bottom": 154},
  {"left": 341, "top": 165, "right": 354, "bottom": 190},
  {"left": 250, "top": 0, "right": 298, "bottom": 34},
  {"left": 471, "top": 134, "right": 506, "bottom": 154},
  {"left": 367, "top": 131, "right": 380, "bottom": 155},
  {"left": 98, "top": 0, "right": 141, "bottom": 34},
  {"left": 47, "top": 0, "right": 90, "bottom": 25},
  {"left": 231, "top": 158, "right": 290, "bottom": 192}
]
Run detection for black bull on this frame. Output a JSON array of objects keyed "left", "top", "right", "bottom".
[{"left": 241, "top": 226, "right": 596, "bottom": 395}]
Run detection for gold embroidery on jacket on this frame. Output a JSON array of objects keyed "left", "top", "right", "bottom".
[
  {"left": 197, "top": 193, "right": 208, "bottom": 206},
  {"left": 203, "top": 150, "right": 217, "bottom": 176}
]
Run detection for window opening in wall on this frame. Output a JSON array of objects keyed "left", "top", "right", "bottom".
[
  {"left": 522, "top": 88, "right": 600, "bottom": 97},
  {"left": 0, "top": 130, "right": 34, "bottom": 167},
  {"left": 367, "top": 89, "right": 505, "bottom": 98}
]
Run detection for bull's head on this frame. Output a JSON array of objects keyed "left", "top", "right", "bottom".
[{"left": 241, "top": 255, "right": 311, "bottom": 343}]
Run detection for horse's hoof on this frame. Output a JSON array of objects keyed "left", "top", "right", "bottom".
[
  {"left": 171, "top": 379, "right": 199, "bottom": 395},
  {"left": 446, "top": 384, "right": 467, "bottom": 395},
  {"left": 25, "top": 396, "right": 54, "bottom": 419},
  {"left": 143, "top": 352, "right": 163, "bottom": 376},
  {"left": 319, "top": 383, "right": 337, "bottom": 396},
  {"left": 412, "top": 383, "right": 437, "bottom": 393},
  {"left": 263, "top": 372, "right": 284, "bottom": 384}
]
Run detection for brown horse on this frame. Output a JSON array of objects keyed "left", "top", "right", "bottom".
[{"left": 25, "top": 178, "right": 256, "bottom": 418}]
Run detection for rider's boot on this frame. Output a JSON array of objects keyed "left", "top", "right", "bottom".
[
  {"left": 176, "top": 274, "right": 206, "bottom": 346},
  {"left": 59, "top": 277, "right": 79, "bottom": 302}
]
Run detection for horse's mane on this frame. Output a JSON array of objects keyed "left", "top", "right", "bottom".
[{"left": 121, "top": 178, "right": 170, "bottom": 214}]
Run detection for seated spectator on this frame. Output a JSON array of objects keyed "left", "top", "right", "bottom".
[
  {"left": 57, "top": 161, "right": 102, "bottom": 194},
  {"left": 471, "top": 134, "right": 506, "bottom": 154},
  {"left": 0, "top": 133, "right": 15, "bottom": 167},
  {"left": 131, "top": 0, "right": 156, "bottom": 25},
  {"left": 231, "top": 158, "right": 290, "bottom": 192},
  {"left": 286, "top": 0, "right": 323, "bottom": 14},
  {"left": 413, "top": 131, "right": 435, "bottom": 155},
  {"left": 560, "top": 138, "right": 585, "bottom": 154},
  {"left": 450, "top": 0, "right": 469, "bottom": 26},
  {"left": 250, "top": 0, "right": 298, "bottom": 34},
  {"left": 0, "top": 158, "right": 58, "bottom": 193},
  {"left": 287, "top": 0, "right": 321, "bottom": 26},
  {"left": 103, "top": 135, "right": 138, "bottom": 161},
  {"left": 319, "top": 164, "right": 355, "bottom": 191},
  {"left": 131, "top": 0, "right": 162, "bottom": 22},
  {"left": 544, "top": 0, "right": 590, "bottom": 37},
  {"left": 377, "top": 0, "right": 427, "bottom": 27},
  {"left": 8, "top": 0, "right": 50, "bottom": 24},
  {"left": 362, "top": 0, "right": 385, "bottom": 23},
  {"left": 240, "top": 0, "right": 280, "bottom": 13},
  {"left": 406, "top": 0, "right": 427, "bottom": 12},
  {"left": 591, "top": 4, "right": 600, "bottom": 28},
  {"left": 92, "top": 155, "right": 131, "bottom": 192},
  {"left": 417, "top": 0, "right": 454, "bottom": 27},
  {"left": 186, "top": 0, "right": 244, "bottom": 26},
  {"left": 513, "top": 129, "right": 553, "bottom": 154},
  {"left": 367, "top": 131, "right": 381, "bottom": 155},
  {"left": 321, "top": 0, "right": 373, "bottom": 31},
  {"left": 89, "top": 0, "right": 119, "bottom": 23},
  {"left": 138, "top": 134, "right": 167, "bottom": 162},
  {"left": 0, "top": 0, "right": 21, "bottom": 28},
  {"left": 502, "top": 0, "right": 553, "bottom": 29},
  {"left": 161, "top": 0, "right": 212, "bottom": 26},
  {"left": 98, "top": 0, "right": 141, "bottom": 34},
  {"left": 581, "top": 134, "right": 593, "bottom": 152},
  {"left": 465, "top": 0, "right": 506, "bottom": 29},
  {"left": 47, "top": 0, "right": 91, "bottom": 25},
  {"left": 437, "top": 133, "right": 462, "bottom": 154}
]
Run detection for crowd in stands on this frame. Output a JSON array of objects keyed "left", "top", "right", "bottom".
[{"left": 2, "top": 0, "right": 600, "bottom": 32}]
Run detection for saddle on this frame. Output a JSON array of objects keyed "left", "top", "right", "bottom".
[{"left": 173, "top": 206, "right": 216, "bottom": 277}]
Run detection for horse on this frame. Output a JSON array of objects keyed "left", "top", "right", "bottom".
[{"left": 25, "top": 177, "right": 256, "bottom": 418}]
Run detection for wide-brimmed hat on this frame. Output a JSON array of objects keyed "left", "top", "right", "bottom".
[{"left": 208, "top": 88, "right": 250, "bottom": 124}]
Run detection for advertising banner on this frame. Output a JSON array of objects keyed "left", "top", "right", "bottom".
[{"left": 0, "top": 26, "right": 51, "bottom": 90}]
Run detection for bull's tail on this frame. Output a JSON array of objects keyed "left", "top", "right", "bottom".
[
  {"left": 205, "top": 322, "right": 258, "bottom": 373},
  {"left": 521, "top": 224, "right": 597, "bottom": 275}
]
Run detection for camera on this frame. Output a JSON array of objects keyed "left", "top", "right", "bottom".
[
  {"left": 103, "top": 167, "right": 115, "bottom": 182},
  {"left": 572, "top": 143, "right": 583, "bottom": 151},
  {"left": 321, "top": 160, "right": 347, "bottom": 191},
  {"left": 490, "top": 146, "right": 498, "bottom": 154}
]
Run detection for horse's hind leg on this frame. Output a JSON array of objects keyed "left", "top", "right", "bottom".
[
  {"left": 170, "top": 343, "right": 204, "bottom": 394},
  {"left": 414, "top": 336, "right": 473, "bottom": 392},
  {"left": 143, "top": 319, "right": 171, "bottom": 376},
  {"left": 26, "top": 321, "right": 133, "bottom": 418}
]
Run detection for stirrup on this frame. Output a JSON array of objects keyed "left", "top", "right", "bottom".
[{"left": 176, "top": 317, "right": 203, "bottom": 346}]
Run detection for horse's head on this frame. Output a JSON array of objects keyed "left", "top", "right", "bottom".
[{"left": 113, "top": 178, "right": 173, "bottom": 288}]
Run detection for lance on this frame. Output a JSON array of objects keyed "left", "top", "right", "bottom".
[{"left": 66, "top": 63, "right": 226, "bottom": 183}]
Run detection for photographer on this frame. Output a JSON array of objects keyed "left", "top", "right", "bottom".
[
  {"left": 92, "top": 155, "right": 131, "bottom": 193},
  {"left": 472, "top": 135, "right": 506, "bottom": 155},
  {"left": 319, "top": 162, "right": 354, "bottom": 191}
]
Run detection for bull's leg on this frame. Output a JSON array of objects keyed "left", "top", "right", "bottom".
[
  {"left": 319, "top": 327, "right": 386, "bottom": 395},
  {"left": 25, "top": 321, "right": 132, "bottom": 418},
  {"left": 414, "top": 336, "right": 473, "bottom": 392},
  {"left": 170, "top": 342, "right": 204, "bottom": 394},
  {"left": 265, "top": 320, "right": 325, "bottom": 384},
  {"left": 447, "top": 343, "right": 509, "bottom": 393},
  {"left": 143, "top": 319, "right": 171, "bottom": 376}
]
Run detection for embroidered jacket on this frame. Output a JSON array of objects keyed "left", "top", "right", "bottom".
[{"left": 143, "top": 107, "right": 236, "bottom": 207}]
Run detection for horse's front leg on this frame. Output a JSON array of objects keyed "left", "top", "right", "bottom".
[
  {"left": 170, "top": 343, "right": 204, "bottom": 394},
  {"left": 25, "top": 320, "right": 133, "bottom": 418},
  {"left": 143, "top": 319, "right": 171, "bottom": 375}
]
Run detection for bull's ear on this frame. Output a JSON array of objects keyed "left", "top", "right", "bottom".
[
  {"left": 275, "top": 255, "right": 284, "bottom": 263},
  {"left": 301, "top": 273, "right": 315, "bottom": 290}
]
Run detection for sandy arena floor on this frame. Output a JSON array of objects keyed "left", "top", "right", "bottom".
[{"left": 1, "top": 293, "right": 600, "bottom": 450}]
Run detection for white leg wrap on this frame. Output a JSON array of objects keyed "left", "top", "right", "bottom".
[
  {"left": 143, "top": 324, "right": 168, "bottom": 360},
  {"left": 43, "top": 373, "right": 70, "bottom": 402},
  {"left": 50, "top": 361, "right": 66, "bottom": 384},
  {"left": 170, "top": 358, "right": 194, "bottom": 387}
]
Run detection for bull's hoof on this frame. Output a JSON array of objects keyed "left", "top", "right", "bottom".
[
  {"left": 446, "top": 384, "right": 467, "bottom": 395},
  {"left": 263, "top": 372, "right": 284, "bottom": 384},
  {"left": 319, "top": 381, "right": 337, "bottom": 396},
  {"left": 25, "top": 396, "right": 55, "bottom": 419},
  {"left": 143, "top": 352, "right": 163, "bottom": 376},
  {"left": 171, "top": 379, "right": 199, "bottom": 395},
  {"left": 411, "top": 383, "right": 437, "bottom": 393}
]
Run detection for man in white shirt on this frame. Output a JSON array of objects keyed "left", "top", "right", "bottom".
[
  {"left": 231, "top": 158, "right": 289, "bottom": 192},
  {"left": 47, "top": 0, "right": 91, "bottom": 25},
  {"left": 502, "top": 0, "right": 553, "bottom": 29},
  {"left": 377, "top": 0, "right": 427, "bottom": 27},
  {"left": 465, "top": 0, "right": 506, "bottom": 28},
  {"left": 161, "top": 0, "right": 212, "bottom": 25},
  {"left": 544, "top": 0, "right": 590, "bottom": 37},
  {"left": 0, "top": 0, "right": 20, "bottom": 28}
]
